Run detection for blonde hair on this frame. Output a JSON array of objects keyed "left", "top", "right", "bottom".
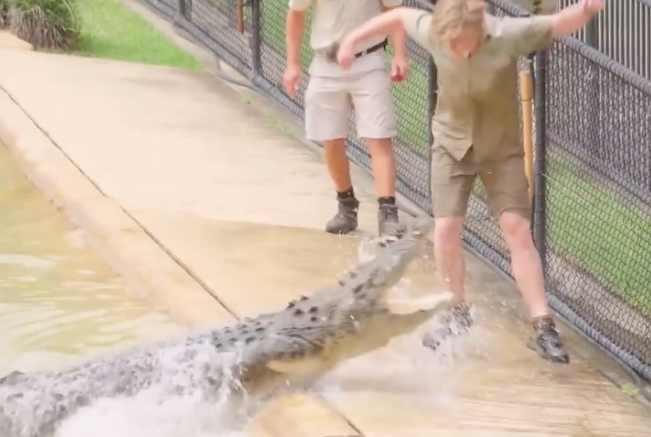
[{"left": 431, "top": 0, "right": 486, "bottom": 42}]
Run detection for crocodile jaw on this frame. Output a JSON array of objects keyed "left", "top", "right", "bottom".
[{"left": 266, "top": 291, "right": 453, "bottom": 376}]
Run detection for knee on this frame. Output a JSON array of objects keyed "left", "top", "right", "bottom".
[
  {"left": 434, "top": 217, "right": 464, "bottom": 250},
  {"left": 500, "top": 212, "right": 534, "bottom": 250},
  {"left": 366, "top": 138, "right": 394, "bottom": 157}
]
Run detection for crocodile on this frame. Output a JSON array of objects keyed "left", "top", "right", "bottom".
[{"left": 0, "top": 217, "right": 453, "bottom": 437}]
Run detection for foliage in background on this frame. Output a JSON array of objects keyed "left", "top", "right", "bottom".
[
  {"left": 0, "top": 0, "right": 10, "bottom": 28},
  {"left": 8, "top": 0, "right": 80, "bottom": 50}
]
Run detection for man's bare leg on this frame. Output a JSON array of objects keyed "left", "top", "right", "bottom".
[
  {"left": 324, "top": 138, "right": 352, "bottom": 192},
  {"left": 499, "top": 212, "right": 548, "bottom": 317},
  {"left": 500, "top": 212, "right": 569, "bottom": 363},
  {"left": 433, "top": 216, "right": 466, "bottom": 302},
  {"left": 422, "top": 216, "right": 474, "bottom": 349},
  {"left": 323, "top": 138, "right": 359, "bottom": 234},
  {"left": 366, "top": 137, "right": 403, "bottom": 236}
]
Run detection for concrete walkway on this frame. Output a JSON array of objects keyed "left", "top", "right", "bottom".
[{"left": 0, "top": 47, "right": 649, "bottom": 436}]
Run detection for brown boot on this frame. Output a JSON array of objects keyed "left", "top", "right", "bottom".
[
  {"left": 422, "top": 302, "right": 474, "bottom": 350},
  {"left": 378, "top": 203, "right": 405, "bottom": 237},
  {"left": 527, "top": 315, "right": 570, "bottom": 364},
  {"left": 325, "top": 197, "right": 359, "bottom": 234}
]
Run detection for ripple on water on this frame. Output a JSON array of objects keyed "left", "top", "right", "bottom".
[{"left": 0, "top": 145, "right": 240, "bottom": 436}]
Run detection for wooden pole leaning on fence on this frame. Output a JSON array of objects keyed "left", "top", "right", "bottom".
[
  {"left": 519, "top": 69, "right": 534, "bottom": 201},
  {"left": 236, "top": 0, "right": 244, "bottom": 33}
]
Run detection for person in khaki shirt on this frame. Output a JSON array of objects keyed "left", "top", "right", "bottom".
[
  {"left": 336, "top": 0, "right": 603, "bottom": 363},
  {"left": 283, "top": 0, "right": 409, "bottom": 237}
]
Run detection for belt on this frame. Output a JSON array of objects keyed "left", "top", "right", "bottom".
[{"left": 325, "top": 38, "right": 388, "bottom": 63}]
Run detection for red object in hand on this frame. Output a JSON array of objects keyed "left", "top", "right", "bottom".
[{"left": 391, "top": 73, "right": 404, "bottom": 82}]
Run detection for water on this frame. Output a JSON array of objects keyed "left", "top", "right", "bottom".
[{"left": 0, "top": 144, "right": 248, "bottom": 437}]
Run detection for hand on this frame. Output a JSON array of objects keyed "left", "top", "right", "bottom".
[
  {"left": 336, "top": 41, "right": 356, "bottom": 70},
  {"left": 581, "top": 0, "right": 603, "bottom": 14},
  {"left": 283, "top": 63, "right": 302, "bottom": 97},
  {"left": 390, "top": 55, "right": 409, "bottom": 82}
]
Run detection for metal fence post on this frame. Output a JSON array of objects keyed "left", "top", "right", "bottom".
[
  {"left": 177, "top": 0, "right": 186, "bottom": 19},
  {"left": 533, "top": 49, "right": 547, "bottom": 271},
  {"left": 250, "top": 0, "right": 262, "bottom": 74},
  {"left": 586, "top": 14, "right": 601, "bottom": 159},
  {"left": 426, "top": 56, "right": 438, "bottom": 208}
]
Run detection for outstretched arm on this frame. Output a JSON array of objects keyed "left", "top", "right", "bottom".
[
  {"left": 550, "top": 0, "right": 602, "bottom": 36},
  {"left": 503, "top": 0, "right": 603, "bottom": 56}
]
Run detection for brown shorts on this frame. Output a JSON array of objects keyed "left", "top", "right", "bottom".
[{"left": 430, "top": 145, "right": 530, "bottom": 219}]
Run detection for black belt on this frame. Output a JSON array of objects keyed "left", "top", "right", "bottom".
[
  {"left": 354, "top": 38, "right": 388, "bottom": 58},
  {"left": 326, "top": 38, "right": 388, "bottom": 63}
]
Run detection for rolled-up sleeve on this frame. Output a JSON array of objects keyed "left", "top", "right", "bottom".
[
  {"left": 288, "top": 0, "right": 312, "bottom": 11},
  {"left": 403, "top": 9, "right": 433, "bottom": 49},
  {"left": 497, "top": 16, "right": 554, "bottom": 56},
  {"left": 381, "top": 0, "right": 404, "bottom": 8}
]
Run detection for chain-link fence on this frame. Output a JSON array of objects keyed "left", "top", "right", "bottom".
[
  {"left": 141, "top": 0, "right": 651, "bottom": 383},
  {"left": 560, "top": 0, "right": 651, "bottom": 80}
]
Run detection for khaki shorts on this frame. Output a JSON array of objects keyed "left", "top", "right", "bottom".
[
  {"left": 304, "top": 69, "right": 397, "bottom": 141},
  {"left": 431, "top": 145, "right": 530, "bottom": 219}
]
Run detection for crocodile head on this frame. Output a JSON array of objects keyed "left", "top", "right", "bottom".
[{"left": 253, "top": 217, "right": 454, "bottom": 377}]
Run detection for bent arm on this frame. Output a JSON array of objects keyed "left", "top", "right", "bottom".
[
  {"left": 381, "top": 0, "right": 407, "bottom": 60},
  {"left": 286, "top": 1, "right": 310, "bottom": 66},
  {"left": 343, "top": 7, "right": 430, "bottom": 51}
]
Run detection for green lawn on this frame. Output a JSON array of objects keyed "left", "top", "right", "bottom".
[
  {"left": 545, "top": 153, "right": 651, "bottom": 314},
  {"left": 75, "top": 0, "right": 202, "bottom": 70}
]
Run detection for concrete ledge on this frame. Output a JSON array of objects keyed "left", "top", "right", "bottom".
[
  {"left": 0, "top": 30, "right": 33, "bottom": 51},
  {"left": 0, "top": 84, "right": 358, "bottom": 437},
  {"left": 0, "top": 86, "right": 230, "bottom": 328}
]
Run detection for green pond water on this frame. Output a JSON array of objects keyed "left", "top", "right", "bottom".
[{"left": 0, "top": 142, "right": 181, "bottom": 375}]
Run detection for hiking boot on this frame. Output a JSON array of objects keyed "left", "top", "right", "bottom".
[
  {"left": 325, "top": 197, "right": 359, "bottom": 234},
  {"left": 378, "top": 204, "right": 405, "bottom": 237},
  {"left": 422, "top": 302, "right": 474, "bottom": 350},
  {"left": 527, "top": 315, "right": 570, "bottom": 364}
]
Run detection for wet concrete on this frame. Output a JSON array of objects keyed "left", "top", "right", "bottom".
[{"left": 0, "top": 47, "right": 649, "bottom": 436}]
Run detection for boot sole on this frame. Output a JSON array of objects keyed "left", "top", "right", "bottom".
[
  {"left": 325, "top": 226, "right": 357, "bottom": 235},
  {"left": 526, "top": 339, "right": 570, "bottom": 364}
]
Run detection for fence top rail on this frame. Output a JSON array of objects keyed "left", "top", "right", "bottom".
[{"left": 556, "top": 34, "right": 651, "bottom": 96}]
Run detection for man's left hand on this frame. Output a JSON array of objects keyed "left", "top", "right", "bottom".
[{"left": 390, "top": 55, "right": 409, "bottom": 82}]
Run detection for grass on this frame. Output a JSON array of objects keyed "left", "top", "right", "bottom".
[
  {"left": 546, "top": 153, "right": 651, "bottom": 314},
  {"left": 258, "top": 0, "right": 651, "bottom": 314},
  {"left": 75, "top": 0, "right": 202, "bottom": 70}
]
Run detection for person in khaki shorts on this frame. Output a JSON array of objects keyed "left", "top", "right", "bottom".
[
  {"left": 336, "top": 0, "right": 603, "bottom": 362},
  {"left": 283, "top": 0, "right": 409, "bottom": 237}
]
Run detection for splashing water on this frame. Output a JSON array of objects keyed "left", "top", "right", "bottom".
[
  {"left": 39, "top": 337, "right": 259, "bottom": 437},
  {"left": 317, "top": 236, "right": 494, "bottom": 409},
  {"left": 55, "top": 391, "right": 249, "bottom": 437}
]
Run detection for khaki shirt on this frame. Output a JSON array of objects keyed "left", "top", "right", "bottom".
[
  {"left": 289, "top": 0, "right": 403, "bottom": 77},
  {"left": 404, "top": 10, "right": 554, "bottom": 161}
]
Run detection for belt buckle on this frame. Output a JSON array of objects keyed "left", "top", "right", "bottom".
[{"left": 325, "top": 43, "right": 339, "bottom": 63}]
